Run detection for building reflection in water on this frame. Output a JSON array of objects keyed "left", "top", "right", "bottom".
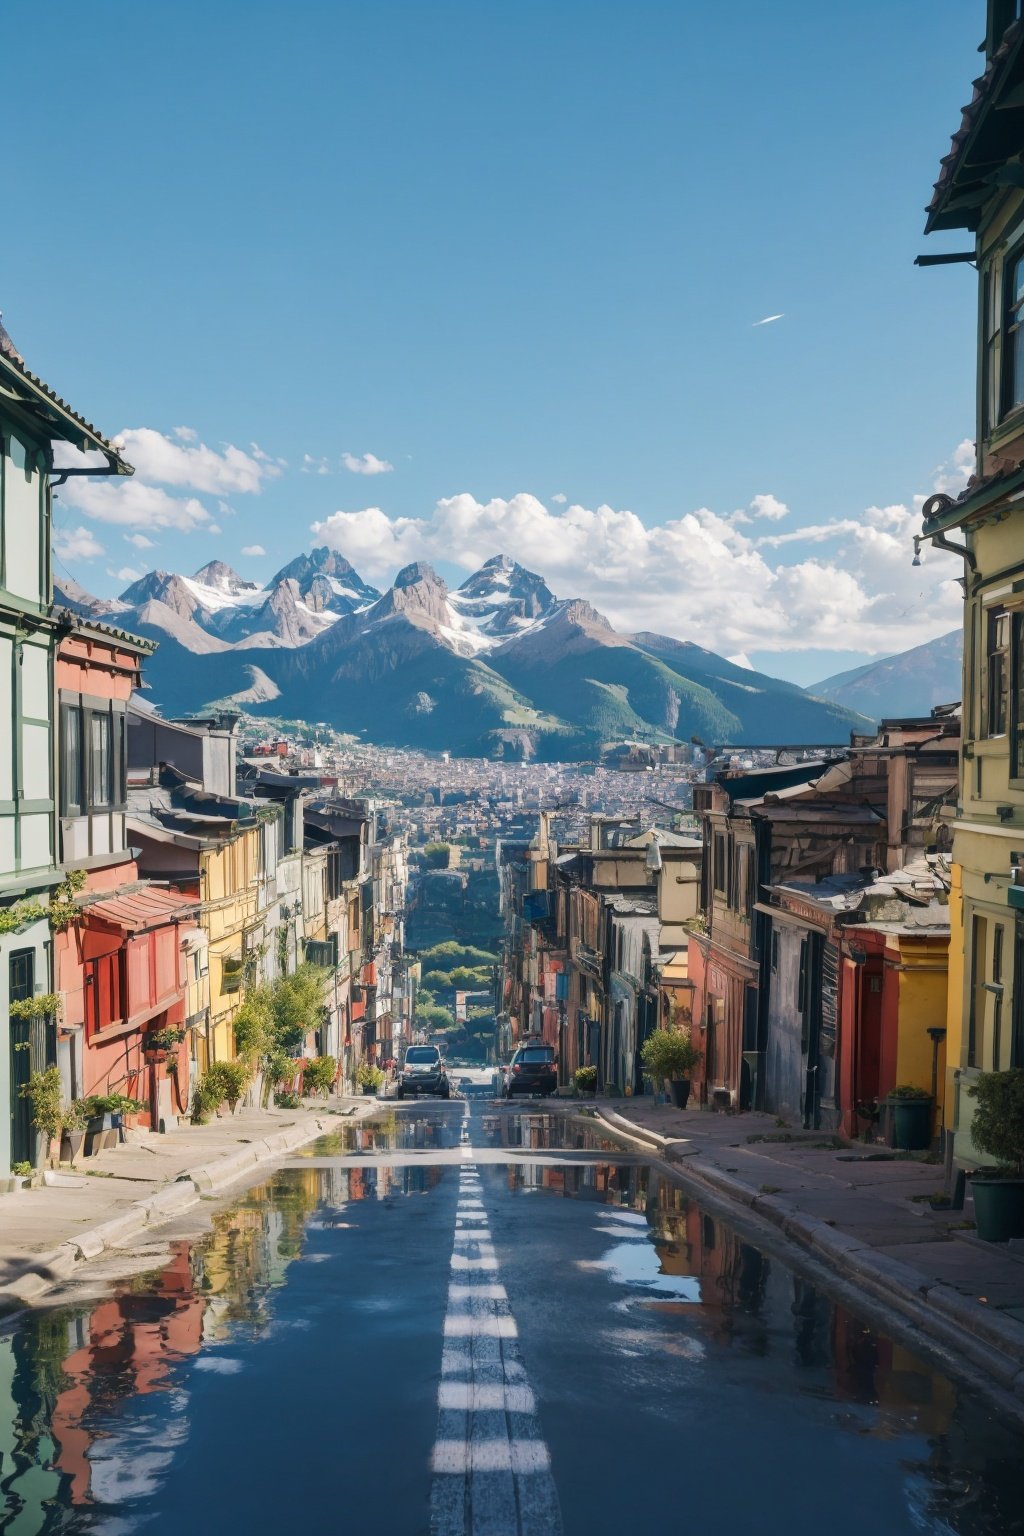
[
  {"left": 0, "top": 1158, "right": 441, "bottom": 1524},
  {"left": 1, "top": 1158, "right": 1023, "bottom": 1534}
]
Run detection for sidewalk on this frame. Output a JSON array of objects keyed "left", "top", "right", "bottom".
[
  {"left": 0, "top": 1096, "right": 375, "bottom": 1315},
  {"left": 573, "top": 1097, "right": 1024, "bottom": 1410}
]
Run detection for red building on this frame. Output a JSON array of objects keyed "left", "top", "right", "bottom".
[{"left": 54, "top": 618, "right": 197, "bottom": 1130}]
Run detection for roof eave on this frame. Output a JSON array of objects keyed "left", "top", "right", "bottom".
[{"left": 0, "top": 353, "right": 132, "bottom": 473}]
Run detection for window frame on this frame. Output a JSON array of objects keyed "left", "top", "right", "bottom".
[
  {"left": 1003, "top": 243, "right": 1024, "bottom": 421},
  {"left": 985, "top": 607, "right": 1010, "bottom": 739}
]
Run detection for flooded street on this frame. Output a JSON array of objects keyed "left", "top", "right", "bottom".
[{"left": 2, "top": 1102, "right": 1023, "bottom": 1535}]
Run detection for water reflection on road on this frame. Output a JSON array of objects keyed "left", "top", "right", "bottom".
[{"left": 0, "top": 1106, "right": 1021, "bottom": 1535}]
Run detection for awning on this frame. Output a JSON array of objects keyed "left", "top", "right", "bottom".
[{"left": 81, "top": 884, "right": 198, "bottom": 934}]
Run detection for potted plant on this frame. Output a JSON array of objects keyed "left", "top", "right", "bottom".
[
  {"left": 302, "top": 1055, "right": 337, "bottom": 1099},
  {"left": 967, "top": 1069, "right": 1024, "bottom": 1242},
  {"left": 573, "top": 1065, "right": 597, "bottom": 1098},
  {"left": 144, "top": 1025, "right": 186, "bottom": 1060},
  {"left": 887, "top": 1084, "right": 933, "bottom": 1151},
  {"left": 60, "top": 1099, "right": 89, "bottom": 1166},
  {"left": 641, "top": 1026, "right": 703, "bottom": 1109},
  {"left": 191, "top": 1060, "right": 250, "bottom": 1121},
  {"left": 356, "top": 1061, "right": 384, "bottom": 1096},
  {"left": 20, "top": 1067, "right": 66, "bottom": 1168}
]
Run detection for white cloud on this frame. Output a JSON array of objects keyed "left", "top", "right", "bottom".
[
  {"left": 125, "top": 532, "right": 155, "bottom": 549},
  {"left": 342, "top": 451, "right": 393, "bottom": 476},
  {"left": 57, "top": 422, "right": 282, "bottom": 538},
  {"left": 933, "top": 438, "right": 975, "bottom": 495},
  {"left": 62, "top": 478, "right": 212, "bottom": 532},
  {"left": 112, "top": 427, "right": 282, "bottom": 495},
  {"left": 551, "top": 492, "right": 567, "bottom": 504},
  {"left": 749, "top": 493, "right": 789, "bottom": 521},
  {"left": 108, "top": 565, "right": 143, "bottom": 583},
  {"left": 311, "top": 467, "right": 965, "bottom": 658},
  {"left": 54, "top": 525, "right": 104, "bottom": 562},
  {"left": 302, "top": 453, "right": 331, "bottom": 476},
  {"left": 242, "top": 544, "right": 266, "bottom": 557}
]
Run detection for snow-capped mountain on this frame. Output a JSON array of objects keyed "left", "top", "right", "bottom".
[
  {"left": 58, "top": 549, "right": 383, "bottom": 655},
  {"left": 57, "top": 548, "right": 876, "bottom": 758}
]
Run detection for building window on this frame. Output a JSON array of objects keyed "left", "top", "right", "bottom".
[
  {"left": 984, "top": 263, "right": 1001, "bottom": 434},
  {"left": 993, "top": 923, "right": 1005, "bottom": 1070},
  {"left": 968, "top": 914, "right": 988, "bottom": 1069},
  {"left": 713, "top": 832, "right": 727, "bottom": 896},
  {"left": 90, "top": 712, "right": 113, "bottom": 807},
  {"left": 1005, "top": 247, "right": 1024, "bottom": 417},
  {"left": 986, "top": 610, "right": 1009, "bottom": 737},
  {"left": 62, "top": 704, "right": 83, "bottom": 816}
]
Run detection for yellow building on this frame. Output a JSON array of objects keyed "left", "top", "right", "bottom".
[
  {"left": 128, "top": 805, "right": 281, "bottom": 1070},
  {"left": 919, "top": 5, "right": 1024, "bottom": 1164}
]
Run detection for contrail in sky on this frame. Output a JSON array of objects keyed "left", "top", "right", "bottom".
[{"left": 753, "top": 313, "right": 784, "bottom": 326}]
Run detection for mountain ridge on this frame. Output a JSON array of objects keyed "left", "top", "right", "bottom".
[{"left": 56, "top": 549, "right": 876, "bottom": 758}]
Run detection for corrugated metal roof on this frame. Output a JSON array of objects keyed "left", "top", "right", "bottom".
[{"left": 82, "top": 883, "right": 197, "bottom": 933}]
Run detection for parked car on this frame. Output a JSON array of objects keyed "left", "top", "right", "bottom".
[
  {"left": 397, "top": 1045, "right": 450, "bottom": 1099},
  {"left": 500, "top": 1041, "right": 558, "bottom": 1098}
]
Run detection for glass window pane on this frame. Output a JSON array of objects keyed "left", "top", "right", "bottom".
[
  {"left": 90, "top": 713, "right": 111, "bottom": 807},
  {"left": 1013, "top": 322, "right": 1024, "bottom": 411},
  {"left": 65, "top": 707, "right": 82, "bottom": 812}
]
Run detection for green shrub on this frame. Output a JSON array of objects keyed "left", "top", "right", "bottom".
[
  {"left": 193, "top": 1059, "right": 250, "bottom": 1120},
  {"left": 232, "top": 986, "right": 275, "bottom": 1062},
  {"left": 302, "top": 1055, "right": 337, "bottom": 1097},
  {"left": 271, "top": 964, "right": 327, "bottom": 1050},
  {"left": 20, "top": 1068, "right": 64, "bottom": 1151},
  {"left": 275, "top": 1090, "right": 301, "bottom": 1109},
  {"left": 969, "top": 1069, "right": 1024, "bottom": 1174},
  {"left": 574, "top": 1066, "right": 597, "bottom": 1095},
  {"left": 266, "top": 1049, "right": 297, "bottom": 1088},
  {"left": 81, "top": 1093, "right": 144, "bottom": 1119},
  {"left": 356, "top": 1062, "right": 384, "bottom": 1090},
  {"left": 641, "top": 1027, "right": 702, "bottom": 1082},
  {"left": 889, "top": 1084, "right": 931, "bottom": 1100}
]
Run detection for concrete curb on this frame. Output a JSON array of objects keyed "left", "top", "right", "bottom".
[
  {"left": 587, "top": 1104, "right": 1024, "bottom": 1408},
  {"left": 0, "top": 1103, "right": 368, "bottom": 1317}
]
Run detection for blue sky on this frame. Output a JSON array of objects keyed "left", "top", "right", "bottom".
[{"left": 7, "top": 0, "right": 980, "bottom": 684}]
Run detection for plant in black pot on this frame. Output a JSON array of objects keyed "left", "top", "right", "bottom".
[
  {"left": 967, "top": 1069, "right": 1024, "bottom": 1242},
  {"left": 573, "top": 1065, "right": 597, "bottom": 1098},
  {"left": 887, "top": 1084, "right": 934, "bottom": 1151},
  {"left": 641, "top": 1026, "right": 702, "bottom": 1110}
]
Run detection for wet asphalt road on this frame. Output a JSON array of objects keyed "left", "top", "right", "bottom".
[{"left": 2, "top": 1100, "right": 1023, "bottom": 1536}]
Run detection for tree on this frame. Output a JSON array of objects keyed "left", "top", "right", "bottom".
[
  {"left": 422, "top": 843, "right": 451, "bottom": 869},
  {"left": 415, "top": 1003, "right": 454, "bottom": 1030}
]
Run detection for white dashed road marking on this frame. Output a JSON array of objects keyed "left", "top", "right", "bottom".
[{"left": 429, "top": 1107, "right": 563, "bottom": 1535}]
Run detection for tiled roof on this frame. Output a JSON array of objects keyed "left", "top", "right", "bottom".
[
  {"left": 0, "top": 318, "right": 132, "bottom": 467},
  {"left": 55, "top": 609, "right": 156, "bottom": 654},
  {"left": 926, "top": 20, "right": 1024, "bottom": 233},
  {"left": 81, "top": 882, "right": 198, "bottom": 932}
]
